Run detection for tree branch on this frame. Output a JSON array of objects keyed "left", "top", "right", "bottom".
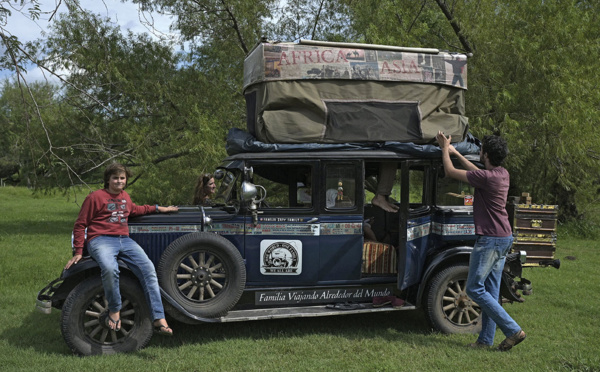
[
  {"left": 433, "top": 0, "right": 473, "bottom": 53},
  {"left": 220, "top": 0, "right": 249, "bottom": 54},
  {"left": 311, "top": 0, "right": 326, "bottom": 40}
]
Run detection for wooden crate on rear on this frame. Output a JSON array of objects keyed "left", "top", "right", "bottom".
[{"left": 509, "top": 203, "right": 558, "bottom": 266}]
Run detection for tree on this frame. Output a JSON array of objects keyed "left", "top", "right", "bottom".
[
  {"left": 2, "top": 0, "right": 599, "bottom": 219},
  {"left": 0, "top": 8, "right": 227, "bottom": 203},
  {"left": 267, "top": 0, "right": 355, "bottom": 42},
  {"left": 0, "top": 80, "right": 65, "bottom": 183},
  {"left": 342, "top": 0, "right": 600, "bottom": 221},
  {"left": 454, "top": 0, "right": 600, "bottom": 220},
  {"left": 0, "top": 1, "right": 43, "bottom": 76}
]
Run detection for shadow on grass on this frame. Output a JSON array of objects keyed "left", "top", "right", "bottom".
[
  {"left": 5, "top": 310, "right": 172, "bottom": 359},
  {"left": 11, "top": 306, "right": 443, "bottom": 356},
  {"left": 2, "top": 311, "right": 70, "bottom": 355},
  {"left": 144, "top": 308, "right": 445, "bottom": 350}
]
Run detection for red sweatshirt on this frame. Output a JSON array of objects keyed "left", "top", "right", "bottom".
[{"left": 72, "top": 189, "right": 157, "bottom": 255}]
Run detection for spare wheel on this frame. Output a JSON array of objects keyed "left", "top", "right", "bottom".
[{"left": 157, "top": 232, "right": 246, "bottom": 318}]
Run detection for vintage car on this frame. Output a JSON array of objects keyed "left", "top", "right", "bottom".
[
  {"left": 36, "top": 134, "right": 536, "bottom": 355},
  {"left": 36, "top": 40, "right": 551, "bottom": 355}
]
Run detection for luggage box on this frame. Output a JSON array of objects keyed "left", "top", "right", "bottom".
[{"left": 510, "top": 204, "right": 558, "bottom": 266}]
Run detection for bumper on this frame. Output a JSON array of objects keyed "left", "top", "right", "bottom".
[
  {"left": 35, "top": 277, "right": 63, "bottom": 314},
  {"left": 501, "top": 251, "right": 532, "bottom": 303}
]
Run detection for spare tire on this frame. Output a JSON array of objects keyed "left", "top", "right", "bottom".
[{"left": 157, "top": 232, "right": 246, "bottom": 318}]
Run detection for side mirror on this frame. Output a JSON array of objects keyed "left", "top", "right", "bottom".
[{"left": 214, "top": 169, "right": 225, "bottom": 180}]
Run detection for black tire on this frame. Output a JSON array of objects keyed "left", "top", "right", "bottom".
[
  {"left": 157, "top": 232, "right": 246, "bottom": 318},
  {"left": 161, "top": 301, "right": 202, "bottom": 325},
  {"left": 425, "top": 264, "right": 482, "bottom": 334},
  {"left": 61, "top": 275, "right": 153, "bottom": 355}
]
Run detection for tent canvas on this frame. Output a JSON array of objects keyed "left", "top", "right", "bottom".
[{"left": 244, "top": 41, "right": 469, "bottom": 144}]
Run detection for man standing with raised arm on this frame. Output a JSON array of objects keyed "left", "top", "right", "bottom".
[{"left": 436, "top": 131, "right": 526, "bottom": 352}]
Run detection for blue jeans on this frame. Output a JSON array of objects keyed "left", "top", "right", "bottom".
[
  {"left": 466, "top": 235, "right": 520, "bottom": 345},
  {"left": 88, "top": 235, "right": 165, "bottom": 321}
]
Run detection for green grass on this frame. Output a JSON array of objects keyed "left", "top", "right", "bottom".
[{"left": 1, "top": 186, "right": 599, "bottom": 371}]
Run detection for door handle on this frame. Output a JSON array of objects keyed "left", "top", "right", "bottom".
[{"left": 306, "top": 217, "right": 318, "bottom": 223}]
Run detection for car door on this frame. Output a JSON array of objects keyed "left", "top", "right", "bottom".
[
  {"left": 398, "top": 160, "right": 434, "bottom": 290},
  {"left": 318, "top": 160, "right": 364, "bottom": 282},
  {"left": 243, "top": 160, "right": 321, "bottom": 285}
]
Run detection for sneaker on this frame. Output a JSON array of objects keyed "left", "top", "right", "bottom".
[
  {"left": 391, "top": 297, "right": 405, "bottom": 308},
  {"left": 372, "top": 296, "right": 392, "bottom": 307},
  {"left": 497, "top": 330, "right": 526, "bottom": 352}
]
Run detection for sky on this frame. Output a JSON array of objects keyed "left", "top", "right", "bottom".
[{"left": 1, "top": 0, "right": 177, "bottom": 82}]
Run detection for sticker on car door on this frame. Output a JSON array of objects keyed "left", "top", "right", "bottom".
[{"left": 260, "top": 240, "right": 302, "bottom": 275}]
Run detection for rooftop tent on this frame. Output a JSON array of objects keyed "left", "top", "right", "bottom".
[{"left": 243, "top": 40, "right": 469, "bottom": 144}]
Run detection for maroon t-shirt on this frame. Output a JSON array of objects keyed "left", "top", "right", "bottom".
[
  {"left": 466, "top": 167, "right": 512, "bottom": 237},
  {"left": 72, "top": 189, "right": 156, "bottom": 255}
]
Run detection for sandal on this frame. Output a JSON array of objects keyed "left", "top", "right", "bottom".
[
  {"left": 154, "top": 324, "right": 174, "bottom": 337},
  {"left": 497, "top": 330, "right": 526, "bottom": 351},
  {"left": 101, "top": 312, "right": 121, "bottom": 332}
]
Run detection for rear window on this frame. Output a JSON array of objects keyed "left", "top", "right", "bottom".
[{"left": 437, "top": 163, "right": 475, "bottom": 206}]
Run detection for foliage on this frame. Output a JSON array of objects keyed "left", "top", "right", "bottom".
[
  {"left": 342, "top": 0, "right": 600, "bottom": 221},
  {"left": 341, "top": 0, "right": 456, "bottom": 48},
  {"left": 133, "top": 0, "right": 274, "bottom": 125},
  {"left": 560, "top": 219, "right": 600, "bottom": 241},
  {"left": 267, "top": 0, "right": 355, "bottom": 42},
  {"left": 3, "top": 9, "right": 229, "bottom": 203},
  {"left": 1, "top": 0, "right": 599, "bottom": 216},
  {"left": 0, "top": 1, "right": 42, "bottom": 73},
  {"left": 460, "top": 0, "right": 600, "bottom": 221},
  {"left": 0, "top": 80, "right": 68, "bottom": 182}
]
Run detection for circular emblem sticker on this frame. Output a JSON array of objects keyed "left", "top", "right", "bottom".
[{"left": 260, "top": 240, "right": 302, "bottom": 275}]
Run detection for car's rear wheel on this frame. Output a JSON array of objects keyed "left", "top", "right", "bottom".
[
  {"left": 61, "top": 275, "right": 153, "bottom": 355},
  {"left": 425, "top": 264, "right": 482, "bottom": 334},
  {"left": 158, "top": 232, "right": 246, "bottom": 318}
]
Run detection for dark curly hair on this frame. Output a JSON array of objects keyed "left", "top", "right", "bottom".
[
  {"left": 103, "top": 163, "right": 132, "bottom": 189},
  {"left": 193, "top": 173, "right": 214, "bottom": 205},
  {"left": 481, "top": 135, "right": 509, "bottom": 166}
]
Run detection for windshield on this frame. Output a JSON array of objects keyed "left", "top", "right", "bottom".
[{"left": 213, "top": 169, "right": 240, "bottom": 205}]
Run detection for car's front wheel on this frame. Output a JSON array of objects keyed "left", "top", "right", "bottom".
[{"left": 61, "top": 275, "right": 153, "bottom": 355}]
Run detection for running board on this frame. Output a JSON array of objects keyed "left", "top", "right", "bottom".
[
  {"left": 161, "top": 288, "right": 415, "bottom": 323},
  {"left": 217, "top": 303, "right": 416, "bottom": 323}
]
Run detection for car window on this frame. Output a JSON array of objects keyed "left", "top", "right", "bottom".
[
  {"left": 251, "top": 164, "right": 313, "bottom": 208},
  {"left": 409, "top": 167, "right": 426, "bottom": 206},
  {"left": 437, "top": 163, "right": 475, "bottom": 206},
  {"left": 324, "top": 163, "right": 356, "bottom": 209},
  {"left": 363, "top": 161, "right": 430, "bottom": 213}
]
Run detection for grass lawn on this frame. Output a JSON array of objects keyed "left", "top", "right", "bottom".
[{"left": 1, "top": 186, "right": 599, "bottom": 371}]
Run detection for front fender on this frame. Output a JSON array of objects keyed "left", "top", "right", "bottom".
[
  {"left": 415, "top": 246, "right": 472, "bottom": 306},
  {"left": 43, "top": 258, "right": 133, "bottom": 309},
  {"left": 60, "top": 257, "right": 100, "bottom": 279}
]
